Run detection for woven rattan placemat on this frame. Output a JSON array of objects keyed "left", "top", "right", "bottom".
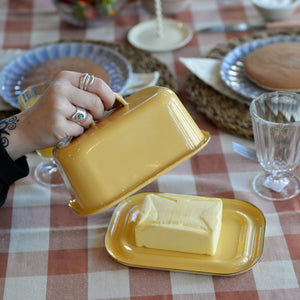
[
  {"left": 0, "top": 40, "right": 177, "bottom": 120},
  {"left": 185, "top": 29, "right": 300, "bottom": 140}
]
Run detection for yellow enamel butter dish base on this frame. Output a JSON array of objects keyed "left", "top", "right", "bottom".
[{"left": 105, "top": 193, "right": 266, "bottom": 276}]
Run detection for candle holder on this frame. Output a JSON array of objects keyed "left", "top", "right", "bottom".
[{"left": 127, "top": 0, "right": 192, "bottom": 52}]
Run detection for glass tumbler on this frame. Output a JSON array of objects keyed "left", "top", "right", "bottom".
[
  {"left": 18, "top": 82, "right": 64, "bottom": 187},
  {"left": 250, "top": 91, "right": 300, "bottom": 201}
]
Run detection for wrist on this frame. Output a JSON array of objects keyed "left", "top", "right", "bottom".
[
  {"left": 0, "top": 142, "right": 29, "bottom": 185},
  {"left": 0, "top": 113, "right": 31, "bottom": 161}
]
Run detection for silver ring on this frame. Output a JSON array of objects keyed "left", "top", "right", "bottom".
[
  {"left": 71, "top": 107, "right": 87, "bottom": 124},
  {"left": 79, "top": 73, "right": 95, "bottom": 91}
]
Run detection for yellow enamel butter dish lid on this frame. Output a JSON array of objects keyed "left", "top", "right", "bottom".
[{"left": 53, "top": 86, "right": 210, "bottom": 216}]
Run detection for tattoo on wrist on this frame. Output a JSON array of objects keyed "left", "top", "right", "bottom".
[{"left": 0, "top": 116, "right": 19, "bottom": 148}]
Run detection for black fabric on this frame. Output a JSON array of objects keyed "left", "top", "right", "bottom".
[{"left": 0, "top": 142, "right": 29, "bottom": 207}]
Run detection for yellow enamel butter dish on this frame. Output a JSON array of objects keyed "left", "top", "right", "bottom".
[{"left": 53, "top": 86, "right": 210, "bottom": 216}]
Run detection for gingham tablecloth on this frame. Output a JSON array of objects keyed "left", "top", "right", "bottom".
[{"left": 1, "top": 1, "right": 300, "bottom": 299}]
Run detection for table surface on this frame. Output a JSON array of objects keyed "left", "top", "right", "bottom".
[{"left": 0, "top": 1, "right": 300, "bottom": 299}]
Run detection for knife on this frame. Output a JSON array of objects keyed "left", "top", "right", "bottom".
[{"left": 197, "top": 20, "right": 300, "bottom": 33}]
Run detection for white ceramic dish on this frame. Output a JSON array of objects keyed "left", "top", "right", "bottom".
[
  {"left": 141, "top": 0, "right": 190, "bottom": 15},
  {"left": 251, "top": 0, "right": 300, "bottom": 21},
  {"left": 0, "top": 42, "right": 131, "bottom": 108},
  {"left": 128, "top": 19, "right": 193, "bottom": 52},
  {"left": 219, "top": 35, "right": 300, "bottom": 100}
]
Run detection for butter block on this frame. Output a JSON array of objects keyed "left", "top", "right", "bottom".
[{"left": 135, "top": 193, "right": 223, "bottom": 255}]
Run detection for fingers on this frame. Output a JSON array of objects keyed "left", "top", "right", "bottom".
[
  {"left": 69, "top": 106, "right": 94, "bottom": 130},
  {"left": 55, "top": 70, "right": 115, "bottom": 112},
  {"left": 28, "top": 70, "right": 117, "bottom": 148},
  {"left": 66, "top": 86, "right": 106, "bottom": 121},
  {"left": 77, "top": 73, "right": 115, "bottom": 110}
]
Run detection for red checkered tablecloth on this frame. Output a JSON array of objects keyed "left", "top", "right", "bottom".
[{"left": 0, "top": 1, "right": 300, "bottom": 299}]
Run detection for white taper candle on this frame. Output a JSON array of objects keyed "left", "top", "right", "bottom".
[{"left": 154, "top": 0, "right": 164, "bottom": 38}]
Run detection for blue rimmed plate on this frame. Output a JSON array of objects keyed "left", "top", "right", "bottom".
[
  {"left": 0, "top": 42, "right": 132, "bottom": 108},
  {"left": 220, "top": 35, "right": 300, "bottom": 100}
]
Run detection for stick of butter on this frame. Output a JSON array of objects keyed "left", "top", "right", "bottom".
[{"left": 135, "top": 193, "right": 223, "bottom": 255}]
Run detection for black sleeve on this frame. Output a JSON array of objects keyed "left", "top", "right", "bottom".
[{"left": 0, "top": 143, "right": 29, "bottom": 207}]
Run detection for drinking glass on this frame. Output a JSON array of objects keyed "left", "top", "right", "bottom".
[
  {"left": 250, "top": 91, "right": 300, "bottom": 201},
  {"left": 18, "top": 82, "right": 64, "bottom": 187}
]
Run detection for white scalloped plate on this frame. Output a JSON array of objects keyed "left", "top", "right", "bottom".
[
  {"left": 0, "top": 42, "right": 131, "bottom": 108},
  {"left": 220, "top": 35, "right": 300, "bottom": 99}
]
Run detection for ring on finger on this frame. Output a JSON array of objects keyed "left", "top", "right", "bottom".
[
  {"left": 79, "top": 73, "right": 95, "bottom": 91},
  {"left": 71, "top": 107, "right": 87, "bottom": 124}
]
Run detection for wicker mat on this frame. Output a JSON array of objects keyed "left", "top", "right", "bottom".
[
  {"left": 185, "top": 29, "right": 300, "bottom": 140},
  {"left": 0, "top": 40, "right": 177, "bottom": 120}
]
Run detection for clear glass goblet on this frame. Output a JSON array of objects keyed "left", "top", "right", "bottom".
[
  {"left": 250, "top": 91, "right": 300, "bottom": 201},
  {"left": 18, "top": 82, "right": 64, "bottom": 187}
]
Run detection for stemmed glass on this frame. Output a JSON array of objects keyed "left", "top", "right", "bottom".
[
  {"left": 250, "top": 91, "right": 300, "bottom": 201},
  {"left": 18, "top": 82, "right": 64, "bottom": 187}
]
